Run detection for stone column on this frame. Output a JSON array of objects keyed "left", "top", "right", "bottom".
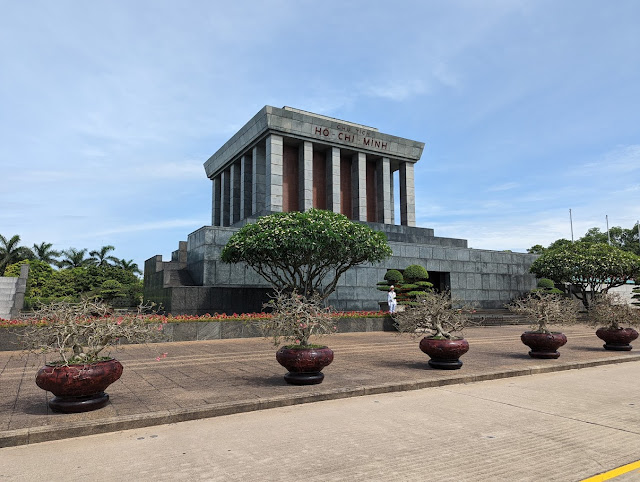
[
  {"left": 351, "top": 152, "right": 367, "bottom": 221},
  {"left": 299, "top": 141, "right": 313, "bottom": 212},
  {"left": 240, "top": 153, "right": 253, "bottom": 219},
  {"left": 376, "top": 157, "right": 392, "bottom": 224},
  {"left": 220, "top": 168, "right": 231, "bottom": 227},
  {"left": 390, "top": 169, "right": 395, "bottom": 225},
  {"left": 326, "top": 147, "right": 340, "bottom": 213},
  {"left": 265, "top": 134, "right": 283, "bottom": 213},
  {"left": 229, "top": 161, "right": 241, "bottom": 224},
  {"left": 252, "top": 142, "right": 266, "bottom": 215},
  {"left": 211, "top": 176, "right": 221, "bottom": 226},
  {"left": 399, "top": 161, "right": 416, "bottom": 227}
]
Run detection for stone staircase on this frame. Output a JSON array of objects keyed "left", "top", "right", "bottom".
[{"left": 0, "top": 265, "right": 29, "bottom": 320}]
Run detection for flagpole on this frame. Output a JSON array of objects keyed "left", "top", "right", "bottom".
[{"left": 569, "top": 209, "right": 574, "bottom": 243}]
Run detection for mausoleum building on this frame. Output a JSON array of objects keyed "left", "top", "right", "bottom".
[{"left": 144, "top": 106, "right": 538, "bottom": 314}]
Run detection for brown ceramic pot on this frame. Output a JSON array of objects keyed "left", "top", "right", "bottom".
[
  {"left": 419, "top": 337, "right": 469, "bottom": 369},
  {"left": 35, "top": 358, "right": 123, "bottom": 413},
  {"left": 596, "top": 327, "right": 639, "bottom": 351},
  {"left": 520, "top": 331, "right": 567, "bottom": 359},
  {"left": 276, "top": 346, "right": 334, "bottom": 385}
]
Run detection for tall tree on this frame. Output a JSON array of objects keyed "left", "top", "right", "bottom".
[
  {"left": 530, "top": 242, "right": 640, "bottom": 309},
  {"left": 0, "top": 234, "right": 34, "bottom": 275},
  {"left": 89, "top": 245, "right": 118, "bottom": 267},
  {"left": 116, "top": 258, "right": 142, "bottom": 275},
  {"left": 32, "top": 242, "right": 60, "bottom": 266},
  {"left": 59, "top": 248, "right": 94, "bottom": 269},
  {"left": 221, "top": 209, "right": 392, "bottom": 298}
]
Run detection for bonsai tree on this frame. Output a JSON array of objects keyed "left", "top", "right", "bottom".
[
  {"left": 532, "top": 278, "right": 563, "bottom": 295},
  {"left": 21, "top": 299, "right": 166, "bottom": 365},
  {"left": 221, "top": 209, "right": 392, "bottom": 299},
  {"left": 400, "top": 264, "right": 433, "bottom": 304},
  {"left": 263, "top": 290, "right": 337, "bottom": 385},
  {"left": 586, "top": 292, "right": 640, "bottom": 331},
  {"left": 376, "top": 265, "right": 433, "bottom": 306},
  {"left": 262, "top": 290, "right": 336, "bottom": 347},
  {"left": 506, "top": 292, "right": 580, "bottom": 334},
  {"left": 530, "top": 242, "right": 640, "bottom": 309},
  {"left": 394, "top": 290, "right": 475, "bottom": 339}
]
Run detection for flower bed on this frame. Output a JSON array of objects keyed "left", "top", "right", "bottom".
[
  {"left": 0, "top": 310, "right": 387, "bottom": 328},
  {"left": 0, "top": 311, "right": 392, "bottom": 350}
]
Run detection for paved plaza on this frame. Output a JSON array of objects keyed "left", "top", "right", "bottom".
[{"left": 2, "top": 324, "right": 640, "bottom": 452}]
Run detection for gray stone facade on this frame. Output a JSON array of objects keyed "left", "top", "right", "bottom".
[
  {"left": 0, "top": 264, "right": 28, "bottom": 320},
  {"left": 144, "top": 106, "right": 538, "bottom": 314}
]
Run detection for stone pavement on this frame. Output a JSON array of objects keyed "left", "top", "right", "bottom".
[{"left": 2, "top": 324, "right": 640, "bottom": 448}]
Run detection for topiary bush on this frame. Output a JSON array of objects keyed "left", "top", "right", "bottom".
[
  {"left": 403, "top": 264, "right": 429, "bottom": 283},
  {"left": 384, "top": 270, "right": 403, "bottom": 285},
  {"left": 533, "top": 277, "right": 563, "bottom": 295},
  {"left": 537, "top": 278, "right": 555, "bottom": 290}
]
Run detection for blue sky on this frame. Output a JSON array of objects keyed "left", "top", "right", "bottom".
[{"left": 1, "top": 0, "right": 639, "bottom": 269}]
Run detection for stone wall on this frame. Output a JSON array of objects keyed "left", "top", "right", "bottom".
[
  {"left": 144, "top": 223, "right": 538, "bottom": 315},
  {"left": 0, "top": 265, "right": 28, "bottom": 320}
]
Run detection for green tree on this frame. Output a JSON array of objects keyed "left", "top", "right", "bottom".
[
  {"left": 32, "top": 242, "right": 60, "bottom": 266},
  {"left": 529, "top": 242, "right": 640, "bottom": 309},
  {"left": 221, "top": 209, "right": 392, "bottom": 298},
  {"left": 98, "top": 279, "right": 125, "bottom": 301},
  {"left": 4, "top": 259, "right": 54, "bottom": 298},
  {"left": 0, "top": 234, "right": 34, "bottom": 275},
  {"left": 115, "top": 258, "right": 142, "bottom": 275},
  {"left": 59, "top": 248, "right": 94, "bottom": 269},
  {"left": 580, "top": 225, "right": 640, "bottom": 256},
  {"left": 89, "top": 245, "right": 118, "bottom": 267},
  {"left": 527, "top": 244, "right": 546, "bottom": 255}
]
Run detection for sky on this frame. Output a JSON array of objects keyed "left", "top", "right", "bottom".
[{"left": 1, "top": 0, "right": 639, "bottom": 270}]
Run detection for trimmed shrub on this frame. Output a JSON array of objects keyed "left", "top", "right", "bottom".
[
  {"left": 536, "top": 278, "right": 555, "bottom": 289},
  {"left": 384, "top": 269, "right": 403, "bottom": 285},
  {"left": 403, "top": 264, "right": 429, "bottom": 282}
]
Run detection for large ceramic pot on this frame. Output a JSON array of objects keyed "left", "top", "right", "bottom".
[
  {"left": 596, "top": 327, "right": 639, "bottom": 351},
  {"left": 276, "top": 346, "right": 334, "bottom": 385},
  {"left": 520, "top": 332, "right": 567, "bottom": 359},
  {"left": 35, "top": 358, "right": 124, "bottom": 413},
  {"left": 419, "top": 337, "right": 469, "bottom": 370}
]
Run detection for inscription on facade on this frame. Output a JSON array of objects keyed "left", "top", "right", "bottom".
[{"left": 312, "top": 123, "right": 388, "bottom": 151}]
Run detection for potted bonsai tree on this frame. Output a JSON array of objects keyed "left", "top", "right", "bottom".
[
  {"left": 393, "top": 290, "right": 475, "bottom": 369},
  {"left": 506, "top": 292, "right": 580, "bottom": 359},
  {"left": 262, "top": 291, "right": 336, "bottom": 385},
  {"left": 22, "top": 299, "right": 165, "bottom": 413},
  {"left": 587, "top": 292, "right": 640, "bottom": 351}
]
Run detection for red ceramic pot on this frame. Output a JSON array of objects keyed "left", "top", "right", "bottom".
[
  {"left": 419, "top": 337, "right": 469, "bottom": 370},
  {"left": 596, "top": 327, "right": 639, "bottom": 351},
  {"left": 36, "top": 358, "right": 123, "bottom": 413},
  {"left": 276, "top": 346, "right": 334, "bottom": 385},
  {"left": 520, "top": 332, "right": 567, "bottom": 359}
]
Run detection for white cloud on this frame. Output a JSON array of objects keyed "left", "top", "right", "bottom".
[
  {"left": 581, "top": 145, "right": 640, "bottom": 174},
  {"left": 92, "top": 219, "right": 205, "bottom": 237},
  {"left": 487, "top": 182, "right": 519, "bottom": 192}
]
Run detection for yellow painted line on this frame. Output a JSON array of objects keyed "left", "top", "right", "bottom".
[{"left": 581, "top": 460, "right": 640, "bottom": 481}]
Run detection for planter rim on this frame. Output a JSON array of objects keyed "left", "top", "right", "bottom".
[
  {"left": 44, "top": 357, "right": 117, "bottom": 368},
  {"left": 522, "top": 330, "right": 565, "bottom": 335}
]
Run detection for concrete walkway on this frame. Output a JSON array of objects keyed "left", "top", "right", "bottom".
[
  {"left": 1, "top": 325, "right": 640, "bottom": 448},
  {"left": 2, "top": 361, "right": 640, "bottom": 481}
]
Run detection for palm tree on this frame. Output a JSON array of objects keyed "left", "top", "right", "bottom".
[
  {"left": 0, "top": 234, "right": 34, "bottom": 275},
  {"left": 59, "top": 248, "right": 94, "bottom": 269},
  {"left": 32, "top": 242, "right": 60, "bottom": 266},
  {"left": 116, "top": 258, "right": 142, "bottom": 275},
  {"left": 89, "top": 245, "right": 118, "bottom": 268}
]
